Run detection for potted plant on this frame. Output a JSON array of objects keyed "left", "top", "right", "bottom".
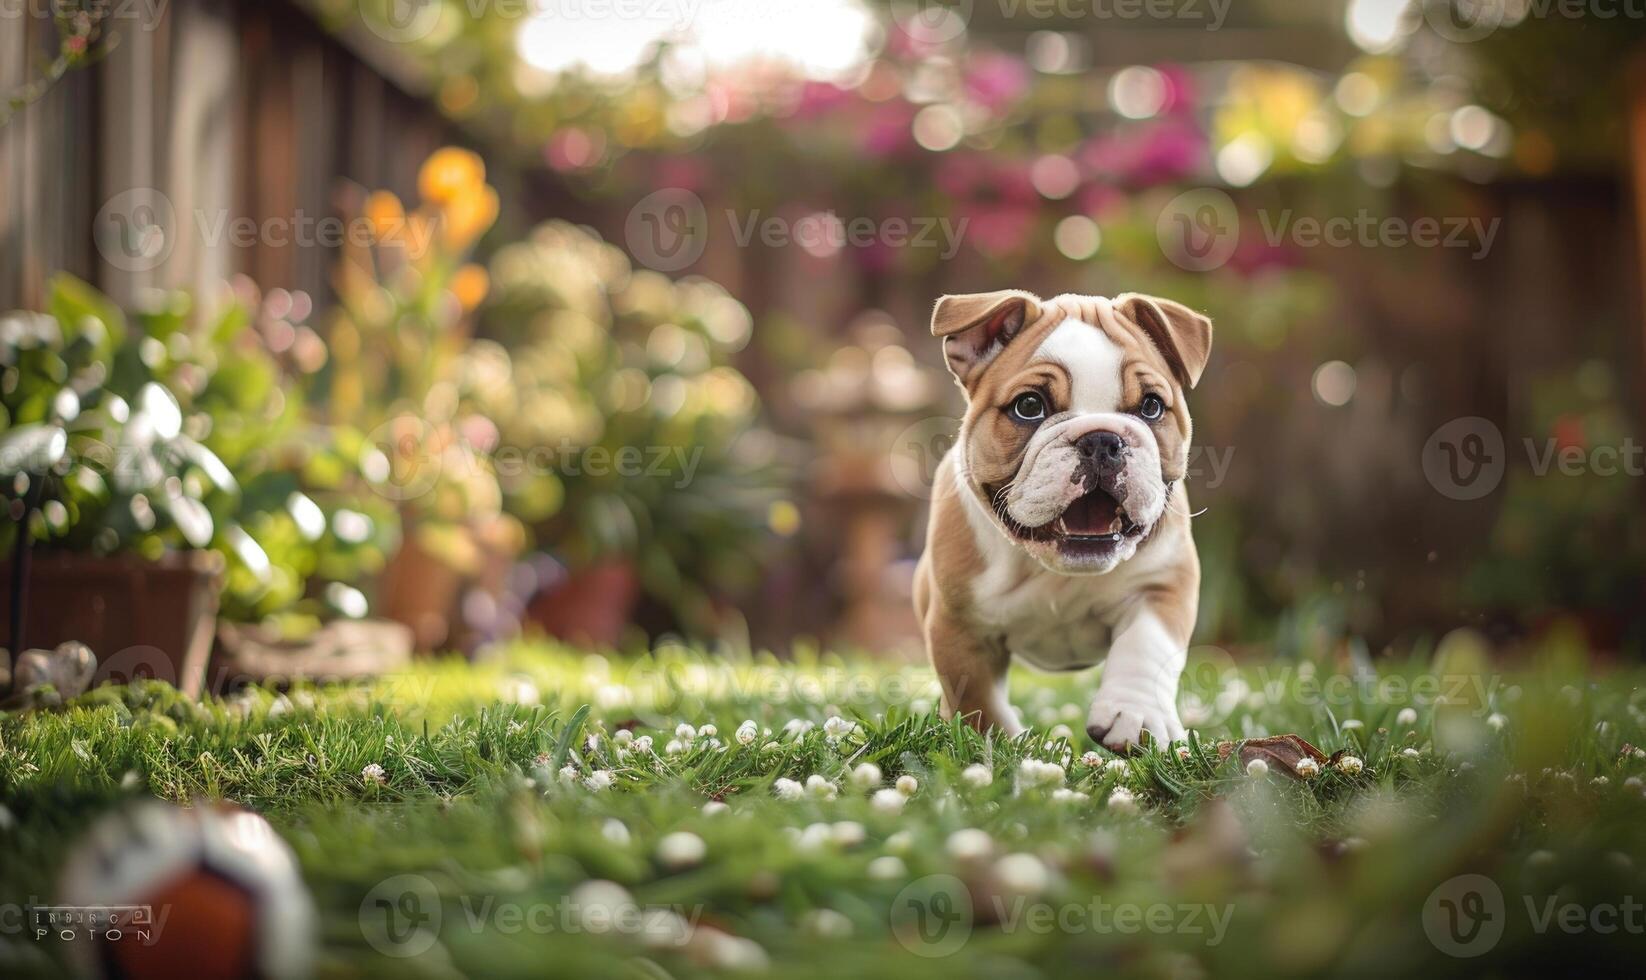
[
  {"left": 476, "top": 222, "right": 788, "bottom": 645},
  {"left": 320, "top": 147, "right": 523, "bottom": 652},
  {"left": 0, "top": 275, "right": 406, "bottom": 695}
]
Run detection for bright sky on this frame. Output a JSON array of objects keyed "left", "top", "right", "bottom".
[{"left": 516, "top": 0, "right": 881, "bottom": 83}]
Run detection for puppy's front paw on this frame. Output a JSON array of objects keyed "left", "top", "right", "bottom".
[{"left": 1085, "top": 692, "right": 1185, "bottom": 753}]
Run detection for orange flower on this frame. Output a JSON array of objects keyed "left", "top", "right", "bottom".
[
  {"left": 450, "top": 263, "right": 490, "bottom": 311},
  {"left": 440, "top": 183, "right": 499, "bottom": 253},
  {"left": 363, "top": 191, "right": 407, "bottom": 245},
  {"left": 418, "top": 147, "right": 486, "bottom": 205}
]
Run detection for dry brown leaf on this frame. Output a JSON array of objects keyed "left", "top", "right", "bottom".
[{"left": 1215, "top": 734, "right": 1328, "bottom": 779}]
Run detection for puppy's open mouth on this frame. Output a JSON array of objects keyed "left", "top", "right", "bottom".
[
  {"left": 990, "top": 485, "right": 1146, "bottom": 556},
  {"left": 1050, "top": 488, "right": 1142, "bottom": 544}
]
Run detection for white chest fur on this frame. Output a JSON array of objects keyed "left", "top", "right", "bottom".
[{"left": 958, "top": 481, "right": 1180, "bottom": 671}]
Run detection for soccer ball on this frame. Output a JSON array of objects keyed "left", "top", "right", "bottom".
[{"left": 55, "top": 801, "right": 314, "bottom": 979}]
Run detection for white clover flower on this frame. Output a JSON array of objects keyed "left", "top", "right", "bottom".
[
  {"left": 1341, "top": 719, "right": 1365, "bottom": 732},
  {"left": 584, "top": 769, "right": 616, "bottom": 792},
  {"left": 1175, "top": 746, "right": 1192, "bottom": 761},
  {"left": 831, "top": 821, "right": 866, "bottom": 847},
  {"left": 994, "top": 853, "right": 1050, "bottom": 895},
  {"left": 1104, "top": 759, "right": 1128, "bottom": 778},
  {"left": 1625, "top": 776, "right": 1643, "bottom": 791},
  {"left": 736, "top": 720, "right": 758, "bottom": 745},
  {"left": 1592, "top": 776, "right": 1610, "bottom": 787},
  {"left": 613, "top": 729, "right": 634, "bottom": 747},
  {"left": 802, "top": 908, "right": 853, "bottom": 940},
  {"left": 676, "top": 723, "right": 697, "bottom": 741},
  {"left": 773, "top": 778, "right": 805, "bottom": 801},
  {"left": 559, "top": 764, "right": 580, "bottom": 786},
  {"left": 946, "top": 828, "right": 993, "bottom": 861},
  {"left": 570, "top": 880, "right": 636, "bottom": 934},
  {"left": 629, "top": 735, "right": 652, "bottom": 755},
  {"left": 1336, "top": 755, "right": 1365, "bottom": 776},
  {"left": 1018, "top": 759, "right": 1066, "bottom": 787},
  {"left": 824, "top": 715, "right": 856, "bottom": 738},
  {"left": 850, "top": 762, "right": 884, "bottom": 790},
  {"left": 910, "top": 697, "right": 934, "bottom": 716},
  {"left": 1245, "top": 759, "right": 1269, "bottom": 777},
  {"left": 867, "top": 855, "right": 907, "bottom": 880},
  {"left": 533, "top": 751, "right": 553, "bottom": 770},
  {"left": 657, "top": 831, "right": 707, "bottom": 869},
  {"left": 884, "top": 830, "right": 913, "bottom": 854},
  {"left": 666, "top": 739, "right": 687, "bottom": 755},
  {"left": 700, "top": 724, "right": 718, "bottom": 738},
  {"left": 1048, "top": 724, "right": 1074, "bottom": 740},
  {"left": 1401, "top": 747, "right": 1422, "bottom": 760},
  {"left": 794, "top": 823, "right": 833, "bottom": 851},
  {"left": 784, "top": 719, "right": 815, "bottom": 738},
  {"left": 703, "top": 800, "right": 729, "bottom": 816},
  {"left": 1396, "top": 708, "right": 1418, "bottom": 727},
  {"left": 961, "top": 764, "right": 993, "bottom": 789},
  {"left": 806, "top": 774, "right": 839, "bottom": 800},
  {"left": 361, "top": 763, "right": 387, "bottom": 785},
  {"left": 895, "top": 775, "right": 919, "bottom": 797},
  {"left": 1294, "top": 758, "right": 1320, "bottom": 779},
  {"left": 1080, "top": 751, "right": 1103, "bottom": 768},
  {"left": 602, "top": 818, "right": 631, "bottom": 845},
  {"left": 1051, "top": 788, "right": 1089, "bottom": 804},
  {"left": 1487, "top": 713, "right": 1507, "bottom": 731},
  {"left": 1107, "top": 787, "right": 1138, "bottom": 812},
  {"left": 870, "top": 788, "right": 906, "bottom": 813}
]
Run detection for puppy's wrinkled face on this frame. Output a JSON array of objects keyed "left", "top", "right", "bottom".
[{"left": 934, "top": 291, "right": 1211, "bottom": 575}]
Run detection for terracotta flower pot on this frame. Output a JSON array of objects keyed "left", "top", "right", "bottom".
[
  {"left": 0, "top": 551, "right": 224, "bottom": 697},
  {"left": 526, "top": 559, "right": 639, "bottom": 648}
]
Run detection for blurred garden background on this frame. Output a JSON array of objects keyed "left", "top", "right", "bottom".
[{"left": 3, "top": 0, "right": 1646, "bottom": 686}]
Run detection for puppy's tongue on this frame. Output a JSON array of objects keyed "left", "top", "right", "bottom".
[{"left": 1059, "top": 490, "right": 1123, "bottom": 535}]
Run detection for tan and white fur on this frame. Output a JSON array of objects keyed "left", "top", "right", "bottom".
[{"left": 914, "top": 290, "right": 1212, "bottom": 752}]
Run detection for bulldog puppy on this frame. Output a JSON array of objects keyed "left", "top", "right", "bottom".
[{"left": 913, "top": 290, "right": 1211, "bottom": 752}]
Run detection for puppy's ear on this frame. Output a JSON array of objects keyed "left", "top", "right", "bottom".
[
  {"left": 1113, "top": 293, "right": 1213, "bottom": 389},
  {"left": 931, "top": 290, "right": 1042, "bottom": 386}
]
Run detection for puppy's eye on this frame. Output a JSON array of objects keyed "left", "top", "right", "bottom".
[
  {"left": 1138, "top": 393, "right": 1166, "bottom": 421},
  {"left": 1010, "top": 392, "right": 1046, "bottom": 422}
]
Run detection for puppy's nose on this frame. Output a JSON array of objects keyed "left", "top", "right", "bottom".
[{"left": 1076, "top": 430, "right": 1126, "bottom": 465}]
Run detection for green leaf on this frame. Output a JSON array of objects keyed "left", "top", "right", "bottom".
[
  {"left": 161, "top": 492, "right": 214, "bottom": 548},
  {"left": 172, "top": 435, "right": 238, "bottom": 492}
]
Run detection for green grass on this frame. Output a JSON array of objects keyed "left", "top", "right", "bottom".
[{"left": 3, "top": 638, "right": 1645, "bottom": 978}]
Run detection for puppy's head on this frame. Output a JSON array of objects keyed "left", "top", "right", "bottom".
[{"left": 934, "top": 289, "right": 1211, "bottom": 574}]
